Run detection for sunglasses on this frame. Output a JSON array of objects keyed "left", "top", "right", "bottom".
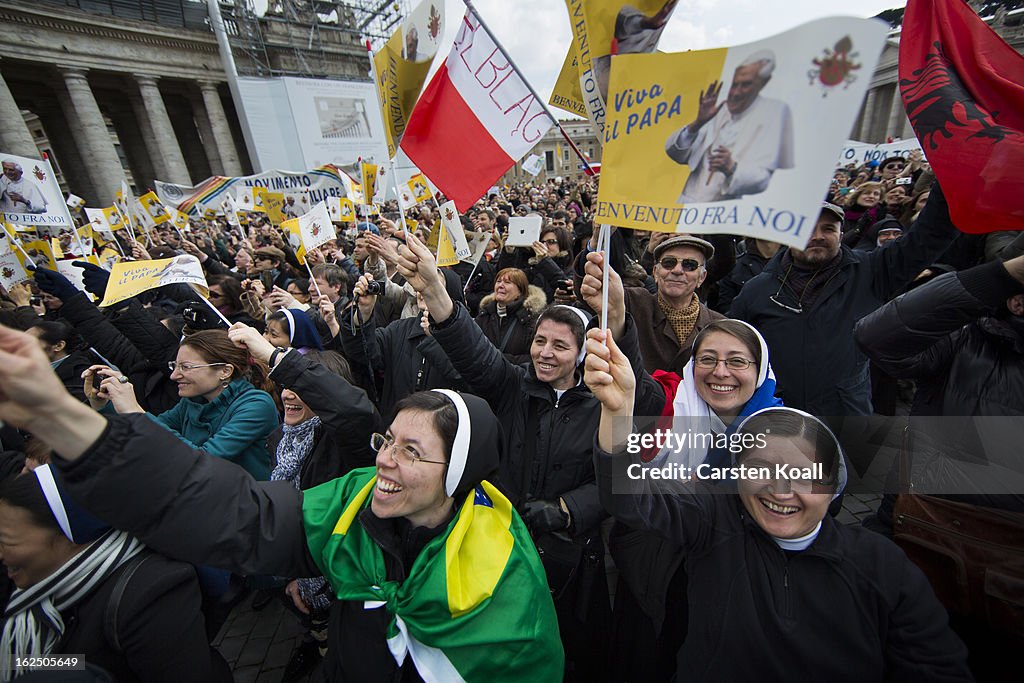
[{"left": 658, "top": 257, "right": 702, "bottom": 272}]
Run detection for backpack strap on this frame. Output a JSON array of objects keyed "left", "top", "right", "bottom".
[{"left": 104, "top": 553, "right": 152, "bottom": 654}]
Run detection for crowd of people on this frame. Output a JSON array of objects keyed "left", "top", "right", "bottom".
[{"left": 0, "top": 159, "right": 1020, "bottom": 682}]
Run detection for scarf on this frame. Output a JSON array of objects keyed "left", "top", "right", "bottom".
[
  {"left": 648, "top": 321, "right": 783, "bottom": 472},
  {"left": 301, "top": 469, "right": 563, "bottom": 682},
  {"left": 659, "top": 293, "right": 701, "bottom": 348},
  {"left": 272, "top": 416, "right": 329, "bottom": 610},
  {"left": 0, "top": 530, "right": 143, "bottom": 678},
  {"left": 778, "top": 249, "right": 843, "bottom": 311},
  {"left": 272, "top": 416, "right": 322, "bottom": 486}
]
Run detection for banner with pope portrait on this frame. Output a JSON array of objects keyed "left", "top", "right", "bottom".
[{"left": 595, "top": 17, "right": 888, "bottom": 249}]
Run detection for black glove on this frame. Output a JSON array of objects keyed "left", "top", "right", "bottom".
[
  {"left": 74, "top": 260, "right": 110, "bottom": 299},
  {"left": 31, "top": 267, "right": 78, "bottom": 301},
  {"left": 521, "top": 499, "right": 570, "bottom": 534}
]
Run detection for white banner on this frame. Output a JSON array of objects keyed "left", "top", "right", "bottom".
[
  {"left": 836, "top": 138, "right": 924, "bottom": 167},
  {"left": 0, "top": 154, "right": 74, "bottom": 229}
]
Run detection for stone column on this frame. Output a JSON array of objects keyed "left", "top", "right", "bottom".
[
  {"left": 127, "top": 94, "right": 166, "bottom": 180},
  {"left": 858, "top": 87, "right": 878, "bottom": 142},
  {"left": 58, "top": 66, "right": 125, "bottom": 205},
  {"left": 135, "top": 75, "right": 190, "bottom": 183},
  {"left": 190, "top": 92, "right": 224, "bottom": 176},
  {"left": 198, "top": 81, "right": 242, "bottom": 176},
  {"left": 887, "top": 83, "right": 910, "bottom": 140},
  {"left": 0, "top": 66, "right": 37, "bottom": 157}
]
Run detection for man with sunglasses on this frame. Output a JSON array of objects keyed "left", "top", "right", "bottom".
[
  {"left": 612, "top": 234, "right": 725, "bottom": 373},
  {"left": 728, "top": 187, "right": 959, "bottom": 416}
]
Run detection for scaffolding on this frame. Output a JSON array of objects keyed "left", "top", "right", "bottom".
[{"left": 223, "top": 0, "right": 412, "bottom": 79}]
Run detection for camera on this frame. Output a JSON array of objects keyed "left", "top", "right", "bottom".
[
  {"left": 895, "top": 177, "right": 913, "bottom": 186},
  {"left": 364, "top": 280, "right": 387, "bottom": 296},
  {"left": 181, "top": 302, "right": 222, "bottom": 331},
  {"left": 30, "top": 296, "right": 42, "bottom": 307}
]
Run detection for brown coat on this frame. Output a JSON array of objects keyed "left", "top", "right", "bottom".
[{"left": 624, "top": 287, "right": 725, "bottom": 374}]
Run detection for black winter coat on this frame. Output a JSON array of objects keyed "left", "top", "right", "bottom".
[
  {"left": 473, "top": 285, "right": 547, "bottom": 364},
  {"left": 429, "top": 302, "right": 663, "bottom": 537},
  {"left": 855, "top": 259, "right": 1024, "bottom": 507},
  {"left": 57, "top": 293, "right": 179, "bottom": 414},
  {"left": 49, "top": 551, "right": 214, "bottom": 683},
  {"left": 595, "top": 446, "right": 973, "bottom": 682},
  {"left": 54, "top": 415, "right": 435, "bottom": 682},
  {"left": 715, "top": 244, "right": 769, "bottom": 315},
  {"left": 728, "top": 185, "right": 959, "bottom": 415},
  {"left": 340, "top": 309, "right": 467, "bottom": 422},
  {"left": 265, "top": 350, "right": 379, "bottom": 488}
]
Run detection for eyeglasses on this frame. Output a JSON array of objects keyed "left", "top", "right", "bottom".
[
  {"left": 541, "top": 239, "right": 559, "bottom": 246},
  {"left": 370, "top": 432, "right": 446, "bottom": 466},
  {"left": 167, "top": 361, "right": 228, "bottom": 373},
  {"left": 695, "top": 355, "right": 755, "bottom": 371},
  {"left": 658, "top": 257, "right": 702, "bottom": 272}
]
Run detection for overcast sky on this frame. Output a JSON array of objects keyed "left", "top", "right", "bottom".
[{"left": 433, "top": 0, "right": 906, "bottom": 110}]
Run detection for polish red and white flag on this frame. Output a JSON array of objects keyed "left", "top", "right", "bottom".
[{"left": 400, "top": 10, "right": 553, "bottom": 211}]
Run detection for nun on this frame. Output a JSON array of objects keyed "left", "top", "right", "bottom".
[{"left": 0, "top": 322, "right": 563, "bottom": 682}]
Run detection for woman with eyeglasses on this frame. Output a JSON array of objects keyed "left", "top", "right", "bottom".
[
  {"left": 584, "top": 332, "right": 972, "bottom": 681},
  {"left": 0, "top": 322, "right": 564, "bottom": 682},
  {"left": 81, "top": 329, "right": 279, "bottom": 480}
]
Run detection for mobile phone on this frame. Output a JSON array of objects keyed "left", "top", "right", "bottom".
[
  {"left": 259, "top": 271, "right": 274, "bottom": 291},
  {"left": 895, "top": 177, "right": 913, "bottom": 186}
]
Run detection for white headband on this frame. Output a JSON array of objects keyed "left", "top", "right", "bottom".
[
  {"left": 34, "top": 465, "right": 73, "bottom": 542},
  {"left": 551, "top": 305, "right": 591, "bottom": 363},
  {"left": 432, "top": 389, "right": 471, "bottom": 497},
  {"left": 280, "top": 308, "right": 297, "bottom": 343}
]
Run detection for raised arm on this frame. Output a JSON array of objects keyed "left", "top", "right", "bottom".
[{"left": 0, "top": 324, "right": 317, "bottom": 578}]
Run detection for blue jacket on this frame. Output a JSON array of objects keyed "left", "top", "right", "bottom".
[{"left": 151, "top": 379, "right": 278, "bottom": 479}]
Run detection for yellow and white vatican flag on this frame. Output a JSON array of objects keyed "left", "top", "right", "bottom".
[
  {"left": 0, "top": 230, "right": 31, "bottom": 290},
  {"left": 65, "top": 193, "right": 86, "bottom": 210},
  {"left": 85, "top": 208, "right": 116, "bottom": 242},
  {"left": 100, "top": 254, "right": 208, "bottom": 307},
  {"left": 19, "top": 238, "right": 58, "bottom": 271},
  {"left": 139, "top": 191, "right": 171, "bottom": 226},
  {"left": 101, "top": 206, "right": 127, "bottom": 233},
  {"left": 338, "top": 197, "right": 355, "bottom": 223},
  {"left": 372, "top": 0, "right": 446, "bottom": 157},
  {"left": 168, "top": 206, "right": 191, "bottom": 233},
  {"left": 438, "top": 200, "right": 471, "bottom": 261},
  {"left": 221, "top": 195, "right": 242, "bottom": 226},
  {"left": 360, "top": 162, "right": 379, "bottom": 206},
  {"left": 281, "top": 218, "right": 307, "bottom": 265},
  {"left": 264, "top": 192, "right": 286, "bottom": 225},
  {"left": 407, "top": 173, "right": 433, "bottom": 203},
  {"left": 298, "top": 201, "right": 337, "bottom": 252}
]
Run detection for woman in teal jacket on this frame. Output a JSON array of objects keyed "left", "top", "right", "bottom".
[{"left": 83, "top": 329, "right": 279, "bottom": 479}]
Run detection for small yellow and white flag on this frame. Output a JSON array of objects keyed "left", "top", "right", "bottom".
[
  {"left": 438, "top": 200, "right": 471, "bottom": 261},
  {"left": 85, "top": 208, "right": 116, "bottom": 241},
  {"left": 21, "top": 239, "right": 58, "bottom": 271},
  {"left": 168, "top": 206, "right": 191, "bottom": 233},
  {"left": 298, "top": 202, "right": 336, "bottom": 252},
  {"left": 281, "top": 217, "right": 306, "bottom": 265},
  {"left": 100, "top": 255, "right": 207, "bottom": 307},
  {"left": 360, "top": 162, "right": 379, "bottom": 205},
  {"left": 407, "top": 174, "right": 433, "bottom": 203},
  {"left": 139, "top": 191, "right": 170, "bottom": 225},
  {"left": 0, "top": 246, "right": 31, "bottom": 290},
  {"left": 338, "top": 198, "right": 355, "bottom": 223},
  {"left": 101, "top": 206, "right": 126, "bottom": 233},
  {"left": 65, "top": 193, "right": 86, "bottom": 210},
  {"left": 264, "top": 192, "right": 286, "bottom": 225}
]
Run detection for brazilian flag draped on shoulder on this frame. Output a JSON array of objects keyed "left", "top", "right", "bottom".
[{"left": 302, "top": 468, "right": 564, "bottom": 682}]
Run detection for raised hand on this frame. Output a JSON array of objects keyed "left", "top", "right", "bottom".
[
  {"left": 580, "top": 251, "right": 626, "bottom": 338},
  {"left": 584, "top": 329, "right": 636, "bottom": 415},
  {"left": 227, "top": 322, "right": 275, "bottom": 362},
  {"left": 694, "top": 80, "right": 723, "bottom": 129}
]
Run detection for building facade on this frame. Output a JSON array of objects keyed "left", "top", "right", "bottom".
[
  {"left": 0, "top": 0, "right": 377, "bottom": 205},
  {"left": 500, "top": 119, "right": 602, "bottom": 185}
]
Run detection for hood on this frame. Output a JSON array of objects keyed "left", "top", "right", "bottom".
[
  {"left": 431, "top": 390, "right": 502, "bottom": 498},
  {"left": 280, "top": 308, "right": 324, "bottom": 351}
]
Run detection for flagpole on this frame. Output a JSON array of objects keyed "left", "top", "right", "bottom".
[
  {"left": 462, "top": 0, "right": 598, "bottom": 175},
  {"left": 7, "top": 230, "right": 37, "bottom": 269},
  {"left": 305, "top": 261, "right": 324, "bottom": 299}
]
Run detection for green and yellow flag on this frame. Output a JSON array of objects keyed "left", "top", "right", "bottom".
[{"left": 303, "top": 469, "right": 563, "bottom": 682}]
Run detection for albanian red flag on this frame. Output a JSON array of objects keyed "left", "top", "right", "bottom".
[{"left": 899, "top": 0, "right": 1024, "bottom": 234}]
